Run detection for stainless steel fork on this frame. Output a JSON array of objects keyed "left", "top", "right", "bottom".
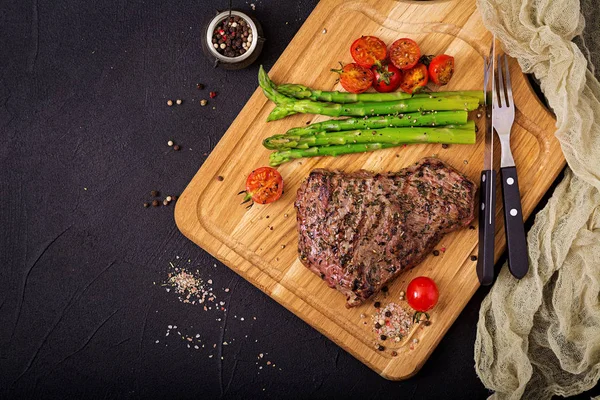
[{"left": 493, "top": 55, "right": 529, "bottom": 279}]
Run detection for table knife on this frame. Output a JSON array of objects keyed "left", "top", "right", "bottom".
[{"left": 476, "top": 39, "right": 496, "bottom": 286}]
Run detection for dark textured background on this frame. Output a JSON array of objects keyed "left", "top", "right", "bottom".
[{"left": 1, "top": 0, "right": 599, "bottom": 399}]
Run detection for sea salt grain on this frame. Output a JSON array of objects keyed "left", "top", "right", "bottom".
[{"left": 372, "top": 302, "right": 413, "bottom": 342}]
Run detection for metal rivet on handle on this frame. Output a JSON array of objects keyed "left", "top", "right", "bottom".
[
  {"left": 510, "top": 209, "right": 518, "bottom": 216},
  {"left": 507, "top": 177, "right": 514, "bottom": 185},
  {"left": 481, "top": 203, "right": 485, "bottom": 211},
  {"left": 482, "top": 174, "right": 486, "bottom": 182}
]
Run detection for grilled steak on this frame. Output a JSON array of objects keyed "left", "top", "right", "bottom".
[{"left": 295, "top": 158, "right": 476, "bottom": 307}]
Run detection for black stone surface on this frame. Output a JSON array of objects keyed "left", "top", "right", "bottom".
[{"left": 1, "top": 1, "right": 598, "bottom": 399}]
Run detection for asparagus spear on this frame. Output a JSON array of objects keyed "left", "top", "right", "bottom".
[
  {"left": 277, "top": 83, "right": 485, "bottom": 104},
  {"left": 264, "top": 122, "right": 476, "bottom": 150},
  {"left": 259, "top": 66, "right": 479, "bottom": 121},
  {"left": 285, "top": 111, "right": 469, "bottom": 136},
  {"left": 269, "top": 143, "right": 398, "bottom": 166}
]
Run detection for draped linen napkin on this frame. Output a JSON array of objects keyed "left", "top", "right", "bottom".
[{"left": 474, "top": 0, "right": 600, "bottom": 398}]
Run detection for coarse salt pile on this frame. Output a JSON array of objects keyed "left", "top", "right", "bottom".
[
  {"left": 165, "top": 264, "right": 214, "bottom": 305},
  {"left": 372, "top": 302, "right": 413, "bottom": 342}
]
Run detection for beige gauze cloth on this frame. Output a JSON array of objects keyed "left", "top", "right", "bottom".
[{"left": 474, "top": 0, "right": 600, "bottom": 399}]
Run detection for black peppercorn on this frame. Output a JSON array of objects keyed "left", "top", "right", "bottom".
[
  {"left": 470, "top": 255, "right": 478, "bottom": 261},
  {"left": 385, "top": 311, "right": 392, "bottom": 318},
  {"left": 151, "top": 190, "right": 159, "bottom": 197},
  {"left": 152, "top": 200, "right": 160, "bottom": 207},
  {"left": 380, "top": 335, "right": 387, "bottom": 341},
  {"left": 374, "top": 322, "right": 382, "bottom": 329},
  {"left": 442, "top": 143, "right": 449, "bottom": 149},
  {"left": 381, "top": 286, "right": 388, "bottom": 293},
  {"left": 378, "top": 345, "right": 385, "bottom": 351},
  {"left": 196, "top": 83, "right": 205, "bottom": 90},
  {"left": 433, "top": 250, "right": 440, "bottom": 256},
  {"left": 374, "top": 301, "right": 381, "bottom": 308},
  {"left": 143, "top": 202, "right": 150, "bottom": 208}
]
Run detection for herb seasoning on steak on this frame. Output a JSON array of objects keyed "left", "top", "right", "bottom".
[{"left": 295, "top": 158, "right": 476, "bottom": 307}]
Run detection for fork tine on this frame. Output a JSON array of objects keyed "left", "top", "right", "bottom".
[
  {"left": 496, "top": 54, "right": 505, "bottom": 108},
  {"left": 503, "top": 55, "right": 513, "bottom": 107},
  {"left": 491, "top": 55, "right": 499, "bottom": 109}
]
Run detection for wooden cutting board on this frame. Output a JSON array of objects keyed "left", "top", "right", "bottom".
[{"left": 175, "top": 0, "right": 563, "bottom": 380}]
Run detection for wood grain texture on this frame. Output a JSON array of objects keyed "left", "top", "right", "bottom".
[{"left": 175, "top": 0, "right": 563, "bottom": 380}]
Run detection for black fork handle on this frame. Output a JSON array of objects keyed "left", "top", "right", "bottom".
[
  {"left": 477, "top": 170, "right": 496, "bottom": 286},
  {"left": 500, "top": 166, "right": 529, "bottom": 279}
]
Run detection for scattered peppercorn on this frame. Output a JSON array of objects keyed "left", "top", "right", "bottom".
[
  {"left": 171, "top": 195, "right": 178, "bottom": 201},
  {"left": 381, "top": 286, "right": 388, "bottom": 293},
  {"left": 442, "top": 144, "right": 449, "bottom": 149},
  {"left": 151, "top": 190, "right": 159, "bottom": 197},
  {"left": 470, "top": 255, "right": 478, "bottom": 261},
  {"left": 391, "top": 351, "right": 398, "bottom": 357},
  {"left": 167, "top": 100, "right": 173, "bottom": 106},
  {"left": 281, "top": 245, "right": 286, "bottom": 249},
  {"left": 163, "top": 199, "right": 169, "bottom": 206},
  {"left": 374, "top": 322, "right": 382, "bottom": 329},
  {"left": 469, "top": 225, "right": 475, "bottom": 230},
  {"left": 167, "top": 140, "right": 174, "bottom": 147},
  {"left": 176, "top": 99, "right": 182, "bottom": 105},
  {"left": 197, "top": 83, "right": 205, "bottom": 90},
  {"left": 269, "top": 226, "right": 273, "bottom": 230},
  {"left": 217, "top": 175, "right": 224, "bottom": 181},
  {"left": 152, "top": 200, "right": 160, "bottom": 207},
  {"left": 432, "top": 250, "right": 440, "bottom": 256},
  {"left": 200, "top": 99, "right": 208, "bottom": 106},
  {"left": 209, "top": 91, "right": 217, "bottom": 99},
  {"left": 380, "top": 334, "right": 387, "bottom": 341},
  {"left": 143, "top": 202, "right": 150, "bottom": 208},
  {"left": 377, "top": 345, "right": 385, "bottom": 351},
  {"left": 173, "top": 145, "right": 181, "bottom": 151},
  {"left": 374, "top": 301, "right": 381, "bottom": 308},
  {"left": 166, "top": 196, "right": 172, "bottom": 202},
  {"left": 385, "top": 311, "right": 392, "bottom": 318},
  {"left": 423, "top": 320, "right": 432, "bottom": 326}
]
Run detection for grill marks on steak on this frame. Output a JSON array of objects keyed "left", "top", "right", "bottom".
[{"left": 295, "top": 158, "right": 476, "bottom": 307}]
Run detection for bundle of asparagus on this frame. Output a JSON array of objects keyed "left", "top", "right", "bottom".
[{"left": 257, "top": 66, "right": 483, "bottom": 166}]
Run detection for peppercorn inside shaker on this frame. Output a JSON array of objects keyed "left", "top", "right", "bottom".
[{"left": 202, "top": 10, "right": 264, "bottom": 70}]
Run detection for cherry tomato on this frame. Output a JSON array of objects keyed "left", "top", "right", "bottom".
[
  {"left": 240, "top": 167, "right": 283, "bottom": 206},
  {"left": 399, "top": 63, "right": 428, "bottom": 94},
  {"left": 371, "top": 63, "right": 402, "bottom": 93},
  {"left": 406, "top": 276, "right": 439, "bottom": 313},
  {"left": 332, "top": 63, "right": 374, "bottom": 94},
  {"left": 389, "top": 38, "right": 421, "bottom": 70},
  {"left": 350, "top": 36, "right": 387, "bottom": 68},
  {"left": 428, "top": 54, "right": 455, "bottom": 86}
]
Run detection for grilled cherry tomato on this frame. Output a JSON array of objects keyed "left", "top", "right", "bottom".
[
  {"left": 428, "top": 54, "right": 455, "bottom": 85},
  {"left": 406, "top": 276, "right": 439, "bottom": 323},
  {"left": 332, "top": 63, "right": 374, "bottom": 94},
  {"left": 371, "top": 63, "right": 402, "bottom": 93},
  {"left": 399, "top": 63, "right": 428, "bottom": 94},
  {"left": 389, "top": 38, "right": 421, "bottom": 70},
  {"left": 239, "top": 167, "right": 283, "bottom": 206},
  {"left": 350, "top": 36, "right": 387, "bottom": 68}
]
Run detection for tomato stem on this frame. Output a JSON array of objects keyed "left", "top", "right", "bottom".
[
  {"left": 238, "top": 191, "right": 254, "bottom": 207},
  {"left": 412, "top": 311, "right": 430, "bottom": 324}
]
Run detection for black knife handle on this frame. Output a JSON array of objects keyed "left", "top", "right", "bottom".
[
  {"left": 500, "top": 166, "right": 529, "bottom": 279},
  {"left": 477, "top": 170, "right": 496, "bottom": 286}
]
